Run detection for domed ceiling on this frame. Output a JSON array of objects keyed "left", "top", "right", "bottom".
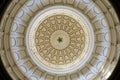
[{"left": 0, "top": 0, "right": 120, "bottom": 80}]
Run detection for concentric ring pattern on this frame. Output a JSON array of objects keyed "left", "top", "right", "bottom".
[
  {"left": 35, "top": 15, "right": 85, "bottom": 65},
  {"left": 0, "top": 0, "right": 120, "bottom": 80}
]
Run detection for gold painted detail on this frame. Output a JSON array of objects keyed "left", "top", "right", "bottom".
[{"left": 35, "top": 15, "right": 85, "bottom": 65}]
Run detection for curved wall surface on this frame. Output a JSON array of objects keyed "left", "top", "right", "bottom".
[{"left": 0, "top": 0, "right": 120, "bottom": 80}]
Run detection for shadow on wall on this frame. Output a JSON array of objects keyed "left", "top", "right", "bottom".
[
  {"left": 108, "top": 0, "right": 120, "bottom": 80},
  {"left": 0, "top": 0, "right": 12, "bottom": 80}
]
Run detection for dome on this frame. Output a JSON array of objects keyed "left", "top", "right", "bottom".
[{"left": 0, "top": 0, "right": 120, "bottom": 80}]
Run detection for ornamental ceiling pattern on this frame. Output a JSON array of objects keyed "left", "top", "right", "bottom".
[
  {"left": 35, "top": 15, "right": 85, "bottom": 65},
  {"left": 0, "top": 0, "right": 120, "bottom": 80}
]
